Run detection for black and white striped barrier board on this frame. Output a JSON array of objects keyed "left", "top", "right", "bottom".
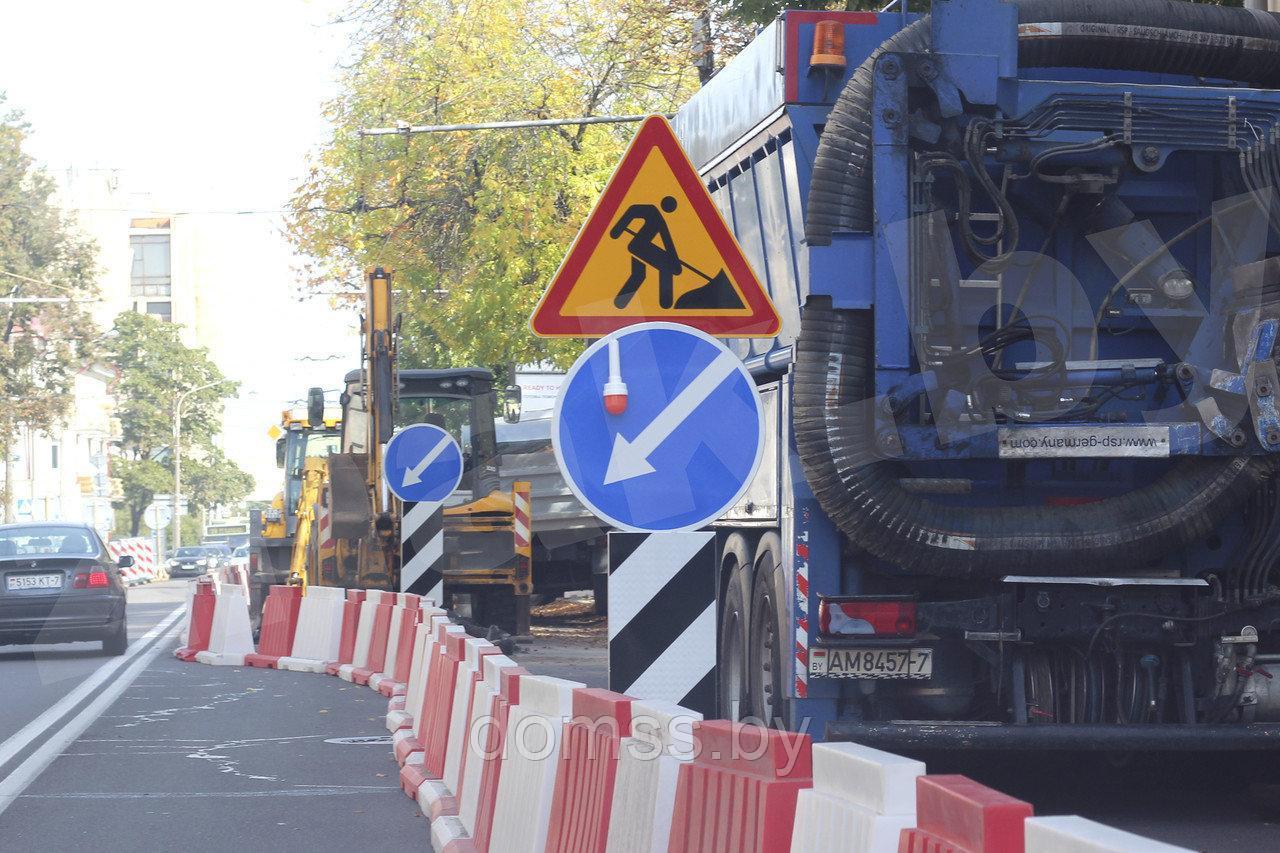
[
  {"left": 607, "top": 531, "right": 716, "bottom": 718},
  {"left": 401, "top": 499, "right": 444, "bottom": 603}
]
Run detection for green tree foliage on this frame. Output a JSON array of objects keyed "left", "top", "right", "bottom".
[
  {"left": 106, "top": 311, "right": 252, "bottom": 535},
  {"left": 288, "top": 0, "right": 708, "bottom": 372},
  {"left": 184, "top": 448, "right": 255, "bottom": 511},
  {"left": 0, "top": 100, "right": 101, "bottom": 518}
]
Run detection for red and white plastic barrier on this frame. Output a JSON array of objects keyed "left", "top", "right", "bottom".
[
  {"left": 244, "top": 585, "right": 303, "bottom": 669},
  {"left": 545, "top": 688, "right": 634, "bottom": 853},
  {"left": 388, "top": 612, "right": 449, "bottom": 732},
  {"left": 325, "top": 590, "right": 367, "bottom": 676},
  {"left": 278, "top": 585, "right": 348, "bottom": 673},
  {"left": 351, "top": 590, "right": 395, "bottom": 685},
  {"left": 418, "top": 637, "right": 500, "bottom": 819},
  {"left": 1023, "top": 816, "right": 1192, "bottom": 853},
  {"left": 396, "top": 622, "right": 466, "bottom": 769},
  {"left": 107, "top": 538, "right": 156, "bottom": 584},
  {"left": 371, "top": 593, "right": 422, "bottom": 695},
  {"left": 193, "top": 582, "right": 255, "bottom": 666},
  {"left": 164, "top": 581, "right": 1199, "bottom": 853},
  {"left": 401, "top": 630, "right": 472, "bottom": 796},
  {"left": 487, "top": 675, "right": 583, "bottom": 853},
  {"left": 605, "top": 699, "right": 702, "bottom": 853},
  {"left": 667, "top": 720, "right": 813, "bottom": 853},
  {"left": 433, "top": 657, "right": 528, "bottom": 853},
  {"left": 899, "top": 775, "right": 1032, "bottom": 853},
  {"left": 219, "top": 564, "right": 249, "bottom": 587},
  {"left": 789, "top": 743, "right": 922, "bottom": 853},
  {"left": 174, "top": 578, "right": 216, "bottom": 661},
  {"left": 338, "top": 590, "right": 383, "bottom": 682}
]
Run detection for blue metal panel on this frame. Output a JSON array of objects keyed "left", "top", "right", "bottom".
[
  {"left": 871, "top": 55, "right": 911, "bottom": 377},
  {"left": 672, "top": 20, "right": 784, "bottom": 170}
]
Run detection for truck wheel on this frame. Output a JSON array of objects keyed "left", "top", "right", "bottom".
[
  {"left": 718, "top": 533, "right": 753, "bottom": 722},
  {"left": 749, "top": 532, "right": 790, "bottom": 729}
]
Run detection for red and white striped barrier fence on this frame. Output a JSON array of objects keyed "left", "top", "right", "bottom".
[
  {"left": 166, "top": 580, "right": 1200, "bottom": 853},
  {"left": 107, "top": 538, "right": 157, "bottom": 584}
]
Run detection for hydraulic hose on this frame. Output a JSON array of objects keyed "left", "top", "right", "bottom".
[{"left": 797, "top": 0, "right": 1279, "bottom": 578}]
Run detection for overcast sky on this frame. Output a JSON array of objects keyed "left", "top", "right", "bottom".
[
  {"left": 0, "top": 0, "right": 351, "bottom": 211},
  {"left": 0, "top": 0, "right": 363, "bottom": 498}
]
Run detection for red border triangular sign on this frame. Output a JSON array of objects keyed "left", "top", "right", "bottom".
[{"left": 531, "top": 116, "right": 780, "bottom": 338}]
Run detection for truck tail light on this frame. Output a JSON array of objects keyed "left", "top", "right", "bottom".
[
  {"left": 250, "top": 552, "right": 259, "bottom": 573},
  {"left": 818, "top": 596, "right": 916, "bottom": 637}
]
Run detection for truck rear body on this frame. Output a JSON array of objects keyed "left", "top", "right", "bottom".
[{"left": 673, "top": 0, "right": 1280, "bottom": 747}]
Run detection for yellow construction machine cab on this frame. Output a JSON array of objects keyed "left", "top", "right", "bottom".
[{"left": 248, "top": 387, "right": 341, "bottom": 622}]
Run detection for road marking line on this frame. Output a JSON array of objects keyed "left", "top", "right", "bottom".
[
  {"left": 16, "top": 786, "right": 402, "bottom": 799},
  {"left": 0, "top": 605, "right": 184, "bottom": 817}
]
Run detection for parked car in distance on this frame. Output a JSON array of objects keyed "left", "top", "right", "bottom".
[
  {"left": 204, "top": 543, "right": 233, "bottom": 568},
  {"left": 0, "top": 522, "right": 129, "bottom": 655},
  {"left": 230, "top": 544, "right": 249, "bottom": 573},
  {"left": 167, "top": 546, "right": 220, "bottom": 576}
]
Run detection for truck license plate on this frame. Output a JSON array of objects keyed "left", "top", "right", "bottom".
[
  {"left": 810, "top": 647, "right": 932, "bottom": 679},
  {"left": 6, "top": 573, "right": 63, "bottom": 591}
]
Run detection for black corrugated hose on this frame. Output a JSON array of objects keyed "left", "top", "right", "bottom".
[{"left": 797, "top": 0, "right": 1280, "bottom": 578}]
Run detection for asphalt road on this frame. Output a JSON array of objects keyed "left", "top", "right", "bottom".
[{"left": 0, "top": 580, "right": 1274, "bottom": 851}]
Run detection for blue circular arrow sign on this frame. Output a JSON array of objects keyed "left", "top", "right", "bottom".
[
  {"left": 384, "top": 423, "right": 464, "bottom": 504},
  {"left": 553, "top": 322, "right": 764, "bottom": 532}
]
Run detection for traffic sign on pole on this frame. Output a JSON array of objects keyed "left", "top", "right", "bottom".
[
  {"left": 144, "top": 503, "right": 173, "bottom": 530},
  {"left": 553, "top": 322, "right": 764, "bottom": 532},
  {"left": 383, "top": 423, "right": 464, "bottom": 503},
  {"left": 530, "top": 116, "right": 780, "bottom": 339}
]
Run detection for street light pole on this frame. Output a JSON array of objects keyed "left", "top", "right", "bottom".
[{"left": 171, "top": 379, "right": 231, "bottom": 554}]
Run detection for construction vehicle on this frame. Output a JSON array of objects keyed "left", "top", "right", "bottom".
[
  {"left": 248, "top": 387, "right": 341, "bottom": 622},
  {"left": 656, "top": 0, "right": 1280, "bottom": 749},
  {"left": 298, "top": 268, "right": 588, "bottom": 633}
]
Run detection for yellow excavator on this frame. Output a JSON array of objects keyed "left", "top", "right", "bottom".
[
  {"left": 248, "top": 388, "right": 341, "bottom": 625},
  {"left": 288, "top": 268, "right": 535, "bottom": 633}
]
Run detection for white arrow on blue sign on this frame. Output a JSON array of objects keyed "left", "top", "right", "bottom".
[
  {"left": 384, "top": 423, "right": 464, "bottom": 503},
  {"left": 553, "top": 322, "right": 764, "bottom": 532}
]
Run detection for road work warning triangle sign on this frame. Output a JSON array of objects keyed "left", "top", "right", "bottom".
[{"left": 531, "top": 116, "right": 781, "bottom": 338}]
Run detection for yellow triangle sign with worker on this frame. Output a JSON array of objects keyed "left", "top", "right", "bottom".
[{"left": 531, "top": 116, "right": 781, "bottom": 338}]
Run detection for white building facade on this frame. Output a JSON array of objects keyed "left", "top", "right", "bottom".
[{"left": 8, "top": 364, "right": 118, "bottom": 539}]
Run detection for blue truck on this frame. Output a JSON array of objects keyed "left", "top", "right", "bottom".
[{"left": 670, "top": 0, "right": 1280, "bottom": 748}]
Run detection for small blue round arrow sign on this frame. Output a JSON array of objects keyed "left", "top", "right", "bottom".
[
  {"left": 553, "top": 322, "right": 764, "bottom": 532},
  {"left": 384, "top": 423, "right": 464, "bottom": 503}
]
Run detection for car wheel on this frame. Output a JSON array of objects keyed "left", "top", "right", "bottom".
[{"left": 103, "top": 618, "right": 128, "bottom": 656}]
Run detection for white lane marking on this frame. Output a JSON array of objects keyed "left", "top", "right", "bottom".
[
  {"left": 0, "top": 605, "right": 184, "bottom": 817},
  {"left": 16, "top": 787, "right": 401, "bottom": 799},
  {"left": 0, "top": 606, "right": 184, "bottom": 772}
]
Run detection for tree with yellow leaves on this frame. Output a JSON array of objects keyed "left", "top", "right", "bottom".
[{"left": 288, "top": 0, "right": 708, "bottom": 373}]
